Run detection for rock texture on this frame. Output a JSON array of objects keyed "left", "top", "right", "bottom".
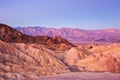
[
  {"left": 72, "top": 44, "right": 120, "bottom": 72},
  {"left": 0, "top": 24, "right": 74, "bottom": 51},
  {"left": 15, "top": 27, "right": 120, "bottom": 43},
  {"left": 0, "top": 40, "right": 70, "bottom": 80},
  {"left": 47, "top": 43, "right": 120, "bottom": 73},
  {"left": 0, "top": 23, "right": 120, "bottom": 80}
]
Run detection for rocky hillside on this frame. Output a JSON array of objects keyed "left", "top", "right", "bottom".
[
  {"left": 49, "top": 43, "right": 120, "bottom": 73},
  {"left": 76, "top": 44, "right": 120, "bottom": 72},
  {"left": 0, "top": 39, "right": 120, "bottom": 80},
  {"left": 0, "top": 24, "right": 120, "bottom": 80},
  {"left": 15, "top": 27, "right": 120, "bottom": 43},
  {"left": 0, "top": 24, "right": 74, "bottom": 51},
  {"left": 0, "top": 40, "right": 70, "bottom": 80}
]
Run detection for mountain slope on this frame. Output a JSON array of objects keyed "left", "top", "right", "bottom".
[
  {"left": 15, "top": 27, "right": 120, "bottom": 43},
  {"left": 0, "top": 40, "right": 70, "bottom": 80},
  {"left": 0, "top": 24, "right": 74, "bottom": 51},
  {"left": 0, "top": 24, "right": 75, "bottom": 79},
  {"left": 1, "top": 40, "right": 120, "bottom": 80},
  {"left": 0, "top": 24, "right": 120, "bottom": 80},
  {"left": 49, "top": 43, "right": 120, "bottom": 73},
  {"left": 75, "top": 43, "right": 120, "bottom": 72}
]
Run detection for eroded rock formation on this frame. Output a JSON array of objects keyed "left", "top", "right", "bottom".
[
  {"left": 0, "top": 23, "right": 74, "bottom": 51},
  {"left": 0, "top": 23, "right": 120, "bottom": 80},
  {"left": 0, "top": 40, "right": 70, "bottom": 80}
]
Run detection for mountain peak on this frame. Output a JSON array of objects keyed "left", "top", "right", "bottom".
[{"left": 0, "top": 23, "right": 74, "bottom": 51}]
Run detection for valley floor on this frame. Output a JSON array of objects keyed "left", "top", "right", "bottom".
[{"left": 26, "top": 72, "right": 120, "bottom": 80}]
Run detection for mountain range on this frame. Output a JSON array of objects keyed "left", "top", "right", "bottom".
[
  {"left": 0, "top": 24, "right": 120, "bottom": 80},
  {"left": 15, "top": 27, "right": 120, "bottom": 43},
  {"left": 0, "top": 24, "right": 74, "bottom": 51}
]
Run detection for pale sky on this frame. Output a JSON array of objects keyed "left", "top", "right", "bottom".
[{"left": 0, "top": 0, "right": 120, "bottom": 29}]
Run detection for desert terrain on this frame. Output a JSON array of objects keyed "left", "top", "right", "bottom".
[{"left": 0, "top": 24, "right": 120, "bottom": 80}]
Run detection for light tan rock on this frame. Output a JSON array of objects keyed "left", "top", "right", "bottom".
[
  {"left": 0, "top": 40, "right": 69, "bottom": 79},
  {"left": 75, "top": 44, "right": 120, "bottom": 72}
]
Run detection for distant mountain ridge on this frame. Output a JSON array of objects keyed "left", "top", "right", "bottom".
[
  {"left": 15, "top": 27, "right": 120, "bottom": 43},
  {"left": 0, "top": 24, "right": 74, "bottom": 51},
  {"left": 1, "top": 24, "right": 120, "bottom": 80}
]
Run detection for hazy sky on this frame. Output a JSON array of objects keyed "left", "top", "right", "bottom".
[{"left": 0, "top": 0, "right": 120, "bottom": 29}]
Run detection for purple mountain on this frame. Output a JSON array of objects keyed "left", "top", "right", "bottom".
[{"left": 15, "top": 27, "right": 120, "bottom": 43}]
